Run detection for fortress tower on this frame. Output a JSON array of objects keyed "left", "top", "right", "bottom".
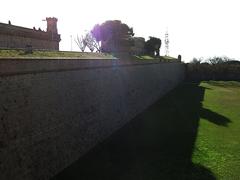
[{"left": 46, "top": 17, "right": 58, "bottom": 34}]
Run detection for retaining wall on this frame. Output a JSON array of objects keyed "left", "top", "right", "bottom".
[{"left": 0, "top": 59, "right": 185, "bottom": 180}]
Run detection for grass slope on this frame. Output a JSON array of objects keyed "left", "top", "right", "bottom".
[
  {"left": 53, "top": 81, "right": 240, "bottom": 180},
  {"left": 0, "top": 49, "right": 178, "bottom": 61},
  {"left": 0, "top": 49, "right": 115, "bottom": 59}
]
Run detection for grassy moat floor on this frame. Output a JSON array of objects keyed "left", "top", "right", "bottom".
[{"left": 53, "top": 81, "right": 240, "bottom": 180}]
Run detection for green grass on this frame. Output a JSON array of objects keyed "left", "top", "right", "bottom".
[
  {"left": 53, "top": 81, "right": 240, "bottom": 180},
  {"left": 161, "top": 55, "right": 178, "bottom": 60},
  {"left": 134, "top": 55, "right": 156, "bottom": 60},
  {"left": 192, "top": 81, "right": 240, "bottom": 179},
  {"left": 134, "top": 55, "right": 178, "bottom": 61},
  {"left": 0, "top": 49, "right": 115, "bottom": 59},
  {"left": 0, "top": 49, "right": 179, "bottom": 61}
]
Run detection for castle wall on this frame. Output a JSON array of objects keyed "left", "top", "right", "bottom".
[
  {"left": 0, "top": 58, "right": 185, "bottom": 180},
  {"left": 0, "top": 34, "right": 59, "bottom": 50}
]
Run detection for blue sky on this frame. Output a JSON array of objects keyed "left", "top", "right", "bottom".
[{"left": 1, "top": 0, "right": 240, "bottom": 61}]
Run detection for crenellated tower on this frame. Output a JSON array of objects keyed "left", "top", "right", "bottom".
[{"left": 46, "top": 17, "right": 58, "bottom": 34}]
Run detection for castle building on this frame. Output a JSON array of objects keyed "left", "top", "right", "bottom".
[{"left": 0, "top": 17, "right": 61, "bottom": 50}]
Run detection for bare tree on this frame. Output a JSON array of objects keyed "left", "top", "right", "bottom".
[
  {"left": 75, "top": 32, "right": 101, "bottom": 52},
  {"left": 207, "top": 56, "right": 230, "bottom": 65},
  {"left": 74, "top": 35, "right": 86, "bottom": 52},
  {"left": 84, "top": 32, "right": 101, "bottom": 52}
]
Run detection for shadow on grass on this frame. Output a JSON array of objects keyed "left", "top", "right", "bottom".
[
  {"left": 52, "top": 83, "right": 230, "bottom": 180},
  {"left": 200, "top": 108, "right": 231, "bottom": 126}
]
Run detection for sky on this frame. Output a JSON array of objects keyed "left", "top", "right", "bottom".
[{"left": 1, "top": 0, "right": 240, "bottom": 62}]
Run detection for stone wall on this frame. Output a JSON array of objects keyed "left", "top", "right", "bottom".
[{"left": 0, "top": 59, "right": 185, "bottom": 180}]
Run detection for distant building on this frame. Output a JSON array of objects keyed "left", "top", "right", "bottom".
[
  {"left": 101, "top": 36, "right": 145, "bottom": 56},
  {"left": 131, "top": 37, "right": 145, "bottom": 55},
  {"left": 101, "top": 35, "right": 133, "bottom": 55},
  {"left": 0, "top": 17, "right": 61, "bottom": 50}
]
